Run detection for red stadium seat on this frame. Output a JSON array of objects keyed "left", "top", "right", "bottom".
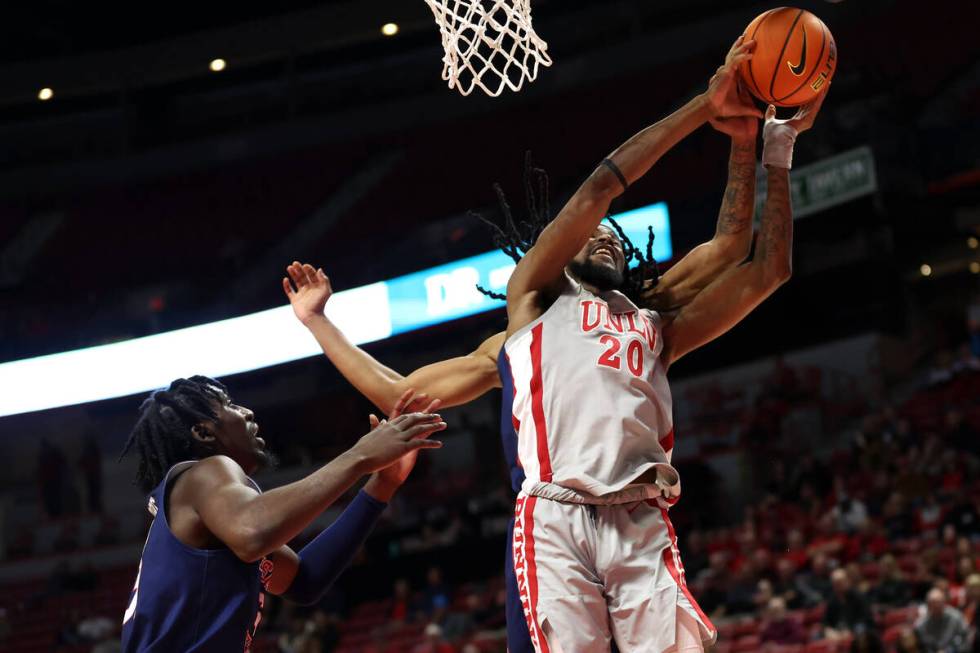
[
  {"left": 803, "top": 640, "right": 838, "bottom": 653},
  {"left": 733, "top": 635, "right": 761, "bottom": 652}
]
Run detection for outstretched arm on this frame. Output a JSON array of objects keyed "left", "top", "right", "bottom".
[
  {"left": 284, "top": 262, "right": 503, "bottom": 413},
  {"left": 506, "top": 38, "right": 761, "bottom": 329},
  {"left": 187, "top": 412, "right": 446, "bottom": 563},
  {"left": 661, "top": 94, "right": 827, "bottom": 365},
  {"left": 644, "top": 105, "right": 758, "bottom": 312}
]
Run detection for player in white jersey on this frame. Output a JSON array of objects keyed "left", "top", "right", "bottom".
[
  {"left": 283, "top": 36, "right": 826, "bottom": 652},
  {"left": 499, "top": 38, "right": 828, "bottom": 652}
]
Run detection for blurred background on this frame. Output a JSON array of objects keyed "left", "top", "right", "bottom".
[{"left": 0, "top": 0, "right": 978, "bottom": 652}]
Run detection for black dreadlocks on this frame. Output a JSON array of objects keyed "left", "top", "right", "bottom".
[
  {"left": 119, "top": 376, "right": 228, "bottom": 493},
  {"left": 473, "top": 152, "right": 660, "bottom": 305}
]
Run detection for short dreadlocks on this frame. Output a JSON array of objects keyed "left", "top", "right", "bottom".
[
  {"left": 473, "top": 153, "right": 660, "bottom": 304},
  {"left": 119, "top": 376, "right": 228, "bottom": 493}
]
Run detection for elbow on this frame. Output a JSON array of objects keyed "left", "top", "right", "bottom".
[
  {"left": 584, "top": 167, "right": 622, "bottom": 205},
  {"left": 231, "top": 527, "right": 274, "bottom": 563},
  {"left": 763, "top": 262, "right": 792, "bottom": 290}
]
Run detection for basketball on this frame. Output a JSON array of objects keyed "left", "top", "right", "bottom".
[{"left": 740, "top": 7, "right": 837, "bottom": 107}]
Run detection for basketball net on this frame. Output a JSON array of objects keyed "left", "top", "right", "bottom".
[{"left": 424, "top": 0, "right": 552, "bottom": 97}]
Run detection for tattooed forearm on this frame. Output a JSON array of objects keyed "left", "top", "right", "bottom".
[
  {"left": 757, "top": 166, "right": 793, "bottom": 277},
  {"left": 716, "top": 139, "right": 757, "bottom": 237}
]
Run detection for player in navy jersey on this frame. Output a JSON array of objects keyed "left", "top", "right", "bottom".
[{"left": 119, "top": 375, "right": 445, "bottom": 652}]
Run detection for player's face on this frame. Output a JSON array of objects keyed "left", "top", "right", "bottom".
[
  {"left": 568, "top": 225, "right": 625, "bottom": 291},
  {"left": 207, "top": 391, "right": 273, "bottom": 474}
]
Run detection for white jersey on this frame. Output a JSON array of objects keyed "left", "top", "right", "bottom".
[{"left": 505, "top": 275, "right": 677, "bottom": 500}]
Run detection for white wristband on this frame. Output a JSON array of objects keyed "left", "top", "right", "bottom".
[{"left": 762, "top": 121, "right": 798, "bottom": 169}]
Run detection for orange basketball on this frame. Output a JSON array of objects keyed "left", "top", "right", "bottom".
[{"left": 739, "top": 7, "right": 837, "bottom": 107}]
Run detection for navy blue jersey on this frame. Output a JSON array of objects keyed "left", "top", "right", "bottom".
[
  {"left": 497, "top": 348, "right": 525, "bottom": 494},
  {"left": 122, "top": 461, "right": 270, "bottom": 652}
]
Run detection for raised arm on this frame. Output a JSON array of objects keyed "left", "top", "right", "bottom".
[
  {"left": 661, "top": 94, "right": 827, "bottom": 366},
  {"left": 644, "top": 88, "right": 759, "bottom": 313},
  {"left": 284, "top": 262, "right": 503, "bottom": 413},
  {"left": 506, "top": 38, "right": 761, "bottom": 329}
]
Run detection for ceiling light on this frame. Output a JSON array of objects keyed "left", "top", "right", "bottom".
[
  {"left": 38, "top": 87, "right": 53, "bottom": 101},
  {"left": 919, "top": 264, "right": 932, "bottom": 277},
  {"left": 381, "top": 23, "right": 399, "bottom": 36},
  {"left": 209, "top": 58, "right": 226, "bottom": 72},
  {"left": 968, "top": 236, "right": 979, "bottom": 250},
  {"left": 970, "top": 262, "right": 980, "bottom": 274}
]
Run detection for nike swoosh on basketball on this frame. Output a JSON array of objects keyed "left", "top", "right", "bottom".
[{"left": 787, "top": 25, "right": 807, "bottom": 76}]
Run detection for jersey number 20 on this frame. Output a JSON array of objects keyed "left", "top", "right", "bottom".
[{"left": 597, "top": 335, "right": 644, "bottom": 377}]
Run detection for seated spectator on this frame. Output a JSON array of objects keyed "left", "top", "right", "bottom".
[
  {"left": 914, "top": 587, "right": 970, "bottom": 653},
  {"left": 849, "top": 624, "right": 885, "bottom": 653},
  {"left": 78, "top": 613, "right": 115, "bottom": 642},
  {"left": 874, "top": 554, "right": 912, "bottom": 607},
  {"left": 760, "top": 597, "right": 806, "bottom": 646},
  {"left": 391, "top": 578, "right": 413, "bottom": 623},
  {"left": 895, "top": 626, "right": 926, "bottom": 653},
  {"left": 823, "top": 568, "right": 874, "bottom": 642},
  {"left": 797, "top": 553, "right": 834, "bottom": 606},
  {"left": 423, "top": 567, "right": 451, "bottom": 622},
  {"left": 412, "top": 623, "right": 455, "bottom": 653},
  {"left": 772, "top": 558, "right": 806, "bottom": 609}
]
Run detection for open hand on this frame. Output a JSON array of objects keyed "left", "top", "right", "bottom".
[
  {"left": 352, "top": 402, "right": 445, "bottom": 475},
  {"left": 282, "top": 261, "right": 332, "bottom": 326},
  {"left": 706, "top": 36, "right": 764, "bottom": 120},
  {"left": 371, "top": 389, "right": 443, "bottom": 488}
]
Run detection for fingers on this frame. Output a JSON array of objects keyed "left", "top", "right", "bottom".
[
  {"left": 403, "top": 420, "right": 448, "bottom": 440},
  {"left": 765, "top": 104, "right": 777, "bottom": 121},
  {"left": 389, "top": 412, "right": 443, "bottom": 431},
  {"left": 301, "top": 263, "right": 318, "bottom": 286},
  {"left": 368, "top": 414, "right": 381, "bottom": 429},
  {"left": 282, "top": 277, "right": 295, "bottom": 297},
  {"left": 423, "top": 398, "right": 442, "bottom": 414},
  {"left": 390, "top": 388, "right": 418, "bottom": 418},
  {"left": 407, "top": 438, "right": 444, "bottom": 451},
  {"left": 287, "top": 262, "right": 306, "bottom": 289}
]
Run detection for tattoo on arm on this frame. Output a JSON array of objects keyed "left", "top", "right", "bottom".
[
  {"left": 757, "top": 167, "right": 792, "bottom": 267},
  {"left": 716, "top": 140, "right": 757, "bottom": 237}
]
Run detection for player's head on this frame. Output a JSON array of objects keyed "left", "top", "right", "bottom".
[
  {"left": 474, "top": 153, "right": 659, "bottom": 304},
  {"left": 120, "top": 376, "right": 274, "bottom": 493},
  {"left": 567, "top": 225, "right": 625, "bottom": 291}
]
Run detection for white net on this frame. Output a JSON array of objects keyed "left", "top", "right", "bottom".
[{"left": 424, "top": 0, "right": 552, "bottom": 97}]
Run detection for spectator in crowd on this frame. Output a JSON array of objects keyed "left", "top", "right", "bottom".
[
  {"left": 914, "top": 587, "right": 970, "bottom": 653},
  {"left": 411, "top": 623, "right": 454, "bottom": 653},
  {"left": 798, "top": 553, "right": 834, "bottom": 606},
  {"left": 824, "top": 568, "right": 874, "bottom": 642},
  {"left": 391, "top": 578, "right": 413, "bottom": 623},
  {"left": 850, "top": 625, "right": 885, "bottom": 653},
  {"left": 759, "top": 597, "right": 806, "bottom": 646},
  {"left": 896, "top": 627, "right": 926, "bottom": 653},
  {"left": 874, "top": 554, "right": 913, "bottom": 607},
  {"left": 78, "top": 612, "right": 115, "bottom": 642},
  {"left": 423, "top": 567, "right": 451, "bottom": 622}
]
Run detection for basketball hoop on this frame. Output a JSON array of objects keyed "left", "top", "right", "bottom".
[{"left": 424, "top": 0, "right": 552, "bottom": 97}]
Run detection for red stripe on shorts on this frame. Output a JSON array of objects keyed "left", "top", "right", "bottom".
[
  {"left": 529, "top": 324, "right": 553, "bottom": 482},
  {"left": 514, "top": 496, "right": 551, "bottom": 653},
  {"left": 659, "top": 428, "right": 674, "bottom": 453},
  {"left": 659, "top": 507, "right": 715, "bottom": 634},
  {"left": 525, "top": 497, "right": 550, "bottom": 653}
]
